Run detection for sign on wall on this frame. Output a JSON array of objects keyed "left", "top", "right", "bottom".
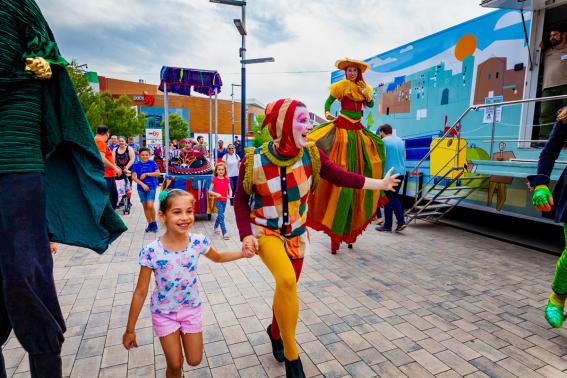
[{"left": 145, "top": 128, "right": 163, "bottom": 140}]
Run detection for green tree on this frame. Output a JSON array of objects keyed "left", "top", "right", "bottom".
[
  {"left": 160, "top": 113, "right": 189, "bottom": 142},
  {"left": 251, "top": 114, "right": 271, "bottom": 147},
  {"left": 66, "top": 61, "right": 146, "bottom": 137},
  {"left": 86, "top": 92, "right": 147, "bottom": 137},
  {"left": 66, "top": 60, "right": 96, "bottom": 111}
]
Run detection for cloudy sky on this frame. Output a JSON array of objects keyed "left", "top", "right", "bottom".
[{"left": 37, "top": 0, "right": 492, "bottom": 115}]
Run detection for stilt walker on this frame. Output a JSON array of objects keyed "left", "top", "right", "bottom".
[
  {"left": 307, "top": 58, "right": 387, "bottom": 254},
  {"left": 0, "top": 1, "right": 126, "bottom": 376},
  {"left": 234, "top": 98, "right": 399, "bottom": 377},
  {"left": 528, "top": 107, "right": 567, "bottom": 328}
]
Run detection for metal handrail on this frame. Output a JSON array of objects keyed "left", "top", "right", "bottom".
[
  {"left": 410, "top": 94, "right": 567, "bottom": 204},
  {"left": 411, "top": 94, "right": 567, "bottom": 175}
]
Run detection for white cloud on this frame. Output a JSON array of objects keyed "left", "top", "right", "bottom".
[
  {"left": 368, "top": 56, "right": 398, "bottom": 68},
  {"left": 400, "top": 45, "right": 414, "bottom": 53},
  {"left": 494, "top": 11, "right": 531, "bottom": 31},
  {"left": 36, "top": 0, "right": 492, "bottom": 116}
]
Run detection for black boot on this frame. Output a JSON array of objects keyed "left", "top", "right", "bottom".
[
  {"left": 347, "top": 244, "right": 353, "bottom": 249},
  {"left": 285, "top": 357, "right": 305, "bottom": 378},
  {"left": 267, "top": 324, "right": 284, "bottom": 362}
]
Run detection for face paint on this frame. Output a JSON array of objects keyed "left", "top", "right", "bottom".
[{"left": 292, "top": 107, "right": 312, "bottom": 148}]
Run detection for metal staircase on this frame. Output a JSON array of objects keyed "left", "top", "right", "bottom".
[
  {"left": 401, "top": 94, "right": 567, "bottom": 229},
  {"left": 401, "top": 107, "right": 485, "bottom": 228},
  {"left": 404, "top": 166, "right": 488, "bottom": 225}
]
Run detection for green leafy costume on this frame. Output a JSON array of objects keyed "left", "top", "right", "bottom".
[{"left": 528, "top": 111, "right": 567, "bottom": 328}]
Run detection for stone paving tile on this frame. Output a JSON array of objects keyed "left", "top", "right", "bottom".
[{"left": 6, "top": 194, "right": 567, "bottom": 377}]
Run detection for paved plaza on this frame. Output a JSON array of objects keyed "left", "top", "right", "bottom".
[{"left": 3, "top": 194, "right": 567, "bottom": 377}]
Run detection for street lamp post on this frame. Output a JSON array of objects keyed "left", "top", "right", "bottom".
[
  {"left": 210, "top": 0, "right": 274, "bottom": 150},
  {"left": 231, "top": 83, "right": 241, "bottom": 143}
]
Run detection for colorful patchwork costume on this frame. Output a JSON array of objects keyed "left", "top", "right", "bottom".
[
  {"left": 528, "top": 108, "right": 567, "bottom": 329},
  {"left": 307, "top": 58, "right": 387, "bottom": 254},
  {"left": 234, "top": 99, "right": 370, "bottom": 377}
]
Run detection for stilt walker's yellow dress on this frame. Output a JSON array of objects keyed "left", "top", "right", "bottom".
[{"left": 307, "top": 58, "right": 386, "bottom": 253}]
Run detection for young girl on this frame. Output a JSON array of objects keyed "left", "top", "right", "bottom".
[
  {"left": 123, "top": 189, "right": 253, "bottom": 378},
  {"left": 208, "top": 162, "right": 232, "bottom": 240},
  {"left": 131, "top": 147, "right": 161, "bottom": 232}
]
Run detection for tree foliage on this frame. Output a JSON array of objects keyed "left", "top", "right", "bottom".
[
  {"left": 160, "top": 113, "right": 189, "bottom": 143},
  {"left": 66, "top": 61, "right": 96, "bottom": 111},
  {"left": 251, "top": 114, "right": 272, "bottom": 147},
  {"left": 85, "top": 93, "right": 146, "bottom": 137},
  {"left": 67, "top": 62, "right": 147, "bottom": 137}
]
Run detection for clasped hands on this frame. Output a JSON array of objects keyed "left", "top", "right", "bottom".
[{"left": 241, "top": 235, "right": 258, "bottom": 258}]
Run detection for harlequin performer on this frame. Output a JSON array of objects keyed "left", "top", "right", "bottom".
[
  {"left": 528, "top": 107, "right": 567, "bottom": 329},
  {"left": 0, "top": 1, "right": 126, "bottom": 376},
  {"left": 307, "top": 58, "right": 387, "bottom": 254},
  {"left": 234, "top": 98, "right": 399, "bottom": 377}
]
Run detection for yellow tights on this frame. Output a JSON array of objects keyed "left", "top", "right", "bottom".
[{"left": 258, "top": 236, "right": 299, "bottom": 360}]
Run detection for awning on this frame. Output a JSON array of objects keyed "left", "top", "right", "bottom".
[
  {"left": 480, "top": 0, "right": 567, "bottom": 11},
  {"left": 158, "top": 66, "right": 223, "bottom": 96}
]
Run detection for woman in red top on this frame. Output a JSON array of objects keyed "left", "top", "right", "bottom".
[{"left": 208, "top": 162, "right": 231, "bottom": 239}]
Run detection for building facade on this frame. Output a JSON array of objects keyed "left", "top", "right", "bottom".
[{"left": 91, "top": 75, "right": 265, "bottom": 142}]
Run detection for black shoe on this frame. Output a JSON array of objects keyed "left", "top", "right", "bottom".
[
  {"left": 395, "top": 223, "right": 406, "bottom": 232},
  {"left": 285, "top": 357, "right": 305, "bottom": 378},
  {"left": 267, "top": 324, "right": 284, "bottom": 362},
  {"left": 375, "top": 226, "right": 392, "bottom": 232},
  {"left": 347, "top": 244, "right": 353, "bottom": 249}
]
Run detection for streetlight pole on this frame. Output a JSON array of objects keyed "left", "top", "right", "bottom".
[
  {"left": 210, "top": 0, "right": 274, "bottom": 149},
  {"left": 240, "top": 4, "right": 246, "bottom": 149},
  {"left": 231, "top": 83, "right": 241, "bottom": 143}
]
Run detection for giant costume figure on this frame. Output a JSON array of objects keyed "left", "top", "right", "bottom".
[
  {"left": 234, "top": 98, "right": 398, "bottom": 377},
  {"left": 307, "top": 58, "right": 386, "bottom": 254},
  {"left": 528, "top": 107, "right": 567, "bottom": 328},
  {"left": 0, "top": 1, "right": 126, "bottom": 376}
]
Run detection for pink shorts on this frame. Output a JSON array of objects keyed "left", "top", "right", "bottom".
[{"left": 151, "top": 305, "right": 202, "bottom": 337}]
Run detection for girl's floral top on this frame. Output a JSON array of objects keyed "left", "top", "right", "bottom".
[{"left": 139, "top": 235, "right": 211, "bottom": 314}]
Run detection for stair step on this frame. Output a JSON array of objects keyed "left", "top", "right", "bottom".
[
  {"left": 415, "top": 203, "right": 453, "bottom": 210},
  {"left": 425, "top": 195, "right": 466, "bottom": 201},
  {"left": 406, "top": 210, "right": 443, "bottom": 218},
  {"left": 459, "top": 176, "right": 486, "bottom": 180},
  {"left": 430, "top": 186, "right": 475, "bottom": 191}
]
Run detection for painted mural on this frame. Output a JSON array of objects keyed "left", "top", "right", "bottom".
[{"left": 329, "top": 10, "right": 557, "bottom": 221}]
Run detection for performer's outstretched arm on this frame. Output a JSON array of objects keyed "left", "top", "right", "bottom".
[{"left": 318, "top": 148, "right": 399, "bottom": 191}]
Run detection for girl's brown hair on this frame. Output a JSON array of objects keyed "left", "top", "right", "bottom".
[{"left": 158, "top": 189, "right": 194, "bottom": 213}]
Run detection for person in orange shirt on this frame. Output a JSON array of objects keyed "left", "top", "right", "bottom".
[{"left": 95, "top": 125, "right": 122, "bottom": 208}]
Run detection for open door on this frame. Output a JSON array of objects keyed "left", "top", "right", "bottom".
[{"left": 482, "top": 0, "right": 567, "bottom": 144}]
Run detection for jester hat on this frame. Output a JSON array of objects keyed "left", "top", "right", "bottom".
[{"left": 261, "top": 98, "right": 303, "bottom": 157}]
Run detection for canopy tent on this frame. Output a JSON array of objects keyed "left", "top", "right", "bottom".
[{"left": 159, "top": 66, "right": 223, "bottom": 172}]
